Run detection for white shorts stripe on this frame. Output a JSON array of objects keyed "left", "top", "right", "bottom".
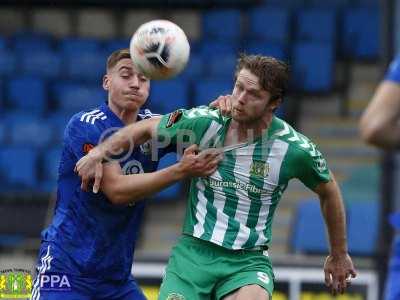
[{"left": 31, "top": 246, "right": 53, "bottom": 300}]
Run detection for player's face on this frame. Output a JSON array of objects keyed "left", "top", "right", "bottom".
[
  {"left": 231, "top": 68, "right": 279, "bottom": 123},
  {"left": 103, "top": 58, "right": 150, "bottom": 111}
]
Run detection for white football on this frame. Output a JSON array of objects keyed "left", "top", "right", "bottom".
[{"left": 129, "top": 20, "right": 190, "bottom": 80}]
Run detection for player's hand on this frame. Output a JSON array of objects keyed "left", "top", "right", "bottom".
[
  {"left": 75, "top": 148, "right": 104, "bottom": 194},
  {"left": 324, "top": 253, "right": 357, "bottom": 295},
  {"left": 177, "top": 145, "right": 223, "bottom": 178},
  {"left": 209, "top": 95, "right": 232, "bottom": 116}
]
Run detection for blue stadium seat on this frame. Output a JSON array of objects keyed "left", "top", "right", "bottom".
[
  {"left": 193, "top": 79, "right": 233, "bottom": 107},
  {"left": 199, "top": 41, "right": 238, "bottom": 57},
  {"left": 206, "top": 53, "right": 237, "bottom": 79},
  {"left": 64, "top": 50, "right": 107, "bottom": 82},
  {"left": 291, "top": 42, "right": 334, "bottom": 92},
  {"left": 245, "top": 42, "right": 287, "bottom": 61},
  {"left": 295, "top": 8, "right": 336, "bottom": 43},
  {"left": 20, "top": 49, "right": 62, "bottom": 79},
  {"left": 8, "top": 76, "right": 47, "bottom": 114},
  {"left": 53, "top": 83, "right": 106, "bottom": 113},
  {"left": 307, "top": 0, "right": 349, "bottom": 8},
  {"left": 13, "top": 32, "right": 53, "bottom": 52},
  {"left": 248, "top": 7, "right": 290, "bottom": 44},
  {"left": 0, "top": 146, "right": 38, "bottom": 189},
  {"left": 0, "top": 121, "right": 6, "bottom": 144},
  {"left": 104, "top": 38, "right": 130, "bottom": 54},
  {"left": 148, "top": 79, "right": 189, "bottom": 114},
  {"left": 347, "top": 201, "right": 379, "bottom": 256},
  {"left": 203, "top": 9, "right": 242, "bottom": 41},
  {"left": 178, "top": 53, "right": 204, "bottom": 81},
  {"left": 260, "top": 0, "right": 305, "bottom": 9},
  {"left": 59, "top": 37, "right": 102, "bottom": 54},
  {"left": 0, "top": 49, "right": 17, "bottom": 76},
  {"left": 341, "top": 7, "right": 380, "bottom": 60},
  {"left": 47, "top": 112, "right": 74, "bottom": 144},
  {"left": 40, "top": 146, "right": 62, "bottom": 192},
  {"left": 0, "top": 37, "right": 7, "bottom": 50},
  {"left": 7, "top": 114, "right": 53, "bottom": 148},
  {"left": 154, "top": 152, "right": 182, "bottom": 201},
  {"left": 291, "top": 199, "right": 329, "bottom": 254}
]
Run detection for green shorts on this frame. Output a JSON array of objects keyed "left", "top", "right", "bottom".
[{"left": 158, "top": 234, "right": 274, "bottom": 300}]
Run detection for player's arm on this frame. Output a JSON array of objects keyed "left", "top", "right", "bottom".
[
  {"left": 293, "top": 143, "right": 356, "bottom": 295},
  {"left": 100, "top": 145, "right": 221, "bottom": 205},
  {"left": 359, "top": 80, "right": 400, "bottom": 149},
  {"left": 76, "top": 117, "right": 161, "bottom": 193},
  {"left": 313, "top": 175, "right": 357, "bottom": 295}
]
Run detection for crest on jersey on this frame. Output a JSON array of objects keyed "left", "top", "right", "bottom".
[
  {"left": 166, "top": 110, "right": 182, "bottom": 128},
  {"left": 140, "top": 141, "right": 152, "bottom": 155},
  {"left": 166, "top": 293, "right": 185, "bottom": 300},
  {"left": 314, "top": 157, "right": 327, "bottom": 173},
  {"left": 250, "top": 161, "right": 270, "bottom": 177}
]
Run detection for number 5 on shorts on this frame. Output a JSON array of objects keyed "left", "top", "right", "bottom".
[{"left": 257, "top": 272, "right": 270, "bottom": 284}]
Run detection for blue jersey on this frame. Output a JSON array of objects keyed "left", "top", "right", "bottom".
[
  {"left": 41, "top": 102, "right": 164, "bottom": 281},
  {"left": 385, "top": 55, "right": 400, "bottom": 82}
]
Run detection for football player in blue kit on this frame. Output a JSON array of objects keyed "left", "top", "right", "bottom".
[
  {"left": 360, "top": 55, "right": 400, "bottom": 300},
  {"left": 31, "top": 48, "right": 221, "bottom": 300}
]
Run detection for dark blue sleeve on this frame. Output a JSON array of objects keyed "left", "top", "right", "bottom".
[
  {"left": 385, "top": 56, "right": 400, "bottom": 83},
  {"left": 64, "top": 114, "right": 102, "bottom": 160}
]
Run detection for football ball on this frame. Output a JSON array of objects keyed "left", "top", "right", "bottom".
[{"left": 130, "top": 20, "right": 190, "bottom": 80}]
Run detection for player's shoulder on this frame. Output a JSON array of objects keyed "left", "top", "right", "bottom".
[
  {"left": 65, "top": 106, "right": 107, "bottom": 138},
  {"left": 73, "top": 107, "right": 108, "bottom": 125},
  {"left": 272, "top": 117, "right": 320, "bottom": 158},
  {"left": 181, "top": 106, "right": 224, "bottom": 124},
  {"left": 138, "top": 108, "right": 160, "bottom": 120}
]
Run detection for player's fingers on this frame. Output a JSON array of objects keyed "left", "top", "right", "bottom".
[
  {"left": 184, "top": 144, "right": 199, "bottom": 155},
  {"left": 324, "top": 270, "right": 332, "bottom": 287},
  {"left": 209, "top": 99, "right": 219, "bottom": 108},
  {"left": 204, "top": 165, "right": 218, "bottom": 176},
  {"left": 81, "top": 179, "right": 89, "bottom": 192},
  {"left": 226, "top": 95, "right": 232, "bottom": 113},
  {"left": 93, "top": 163, "right": 103, "bottom": 194},
  {"left": 349, "top": 268, "right": 357, "bottom": 278}
]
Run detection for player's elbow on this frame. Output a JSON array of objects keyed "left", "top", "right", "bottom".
[{"left": 359, "top": 116, "right": 383, "bottom": 146}]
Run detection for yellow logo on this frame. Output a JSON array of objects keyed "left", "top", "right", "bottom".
[
  {"left": 250, "top": 161, "right": 270, "bottom": 177},
  {"left": 0, "top": 269, "right": 32, "bottom": 299}
]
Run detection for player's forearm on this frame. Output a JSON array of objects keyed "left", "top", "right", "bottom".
[
  {"left": 318, "top": 180, "right": 348, "bottom": 256},
  {"left": 96, "top": 118, "right": 159, "bottom": 160},
  {"left": 360, "top": 122, "right": 400, "bottom": 149},
  {"left": 109, "top": 164, "right": 186, "bottom": 204}
]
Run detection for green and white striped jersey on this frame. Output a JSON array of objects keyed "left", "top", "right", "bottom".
[{"left": 158, "top": 106, "right": 330, "bottom": 250}]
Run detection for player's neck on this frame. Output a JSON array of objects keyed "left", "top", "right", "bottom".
[
  {"left": 108, "top": 101, "right": 139, "bottom": 125},
  {"left": 229, "top": 113, "right": 273, "bottom": 144}
]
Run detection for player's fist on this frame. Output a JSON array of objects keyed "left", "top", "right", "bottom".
[
  {"left": 75, "top": 147, "right": 104, "bottom": 193},
  {"left": 209, "top": 95, "right": 232, "bottom": 116}
]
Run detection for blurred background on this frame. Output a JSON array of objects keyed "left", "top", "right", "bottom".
[{"left": 0, "top": 0, "right": 394, "bottom": 299}]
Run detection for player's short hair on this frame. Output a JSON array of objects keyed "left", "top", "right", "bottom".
[
  {"left": 107, "top": 48, "right": 131, "bottom": 71},
  {"left": 235, "top": 54, "right": 289, "bottom": 101}
]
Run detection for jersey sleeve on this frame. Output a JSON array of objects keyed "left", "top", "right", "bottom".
[
  {"left": 385, "top": 56, "right": 400, "bottom": 83},
  {"left": 64, "top": 114, "right": 102, "bottom": 160},
  {"left": 157, "top": 106, "right": 217, "bottom": 149},
  {"left": 293, "top": 144, "right": 331, "bottom": 190}
]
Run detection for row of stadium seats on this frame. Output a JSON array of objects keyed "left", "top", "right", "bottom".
[
  {"left": 0, "top": 144, "right": 182, "bottom": 198},
  {"left": 291, "top": 200, "right": 379, "bottom": 256},
  {"left": 0, "top": 5, "right": 379, "bottom": 58},
  {"left": 0, "top": 40, "right": 336, "bottom": 93}
]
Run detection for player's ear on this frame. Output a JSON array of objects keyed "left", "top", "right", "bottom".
[
  {"left": 269, "top": 97, "right": 281, "bottom": 111},
  {"left": 103, "top": 74, "right": 110, "bottom": 91}
]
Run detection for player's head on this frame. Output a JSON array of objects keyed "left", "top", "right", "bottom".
[
  {"left": 231, "top": 54, "right": 289, "bottom": 123},
  {"left": 103, "top": 48, "right": 150, "bottom": 112}
]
